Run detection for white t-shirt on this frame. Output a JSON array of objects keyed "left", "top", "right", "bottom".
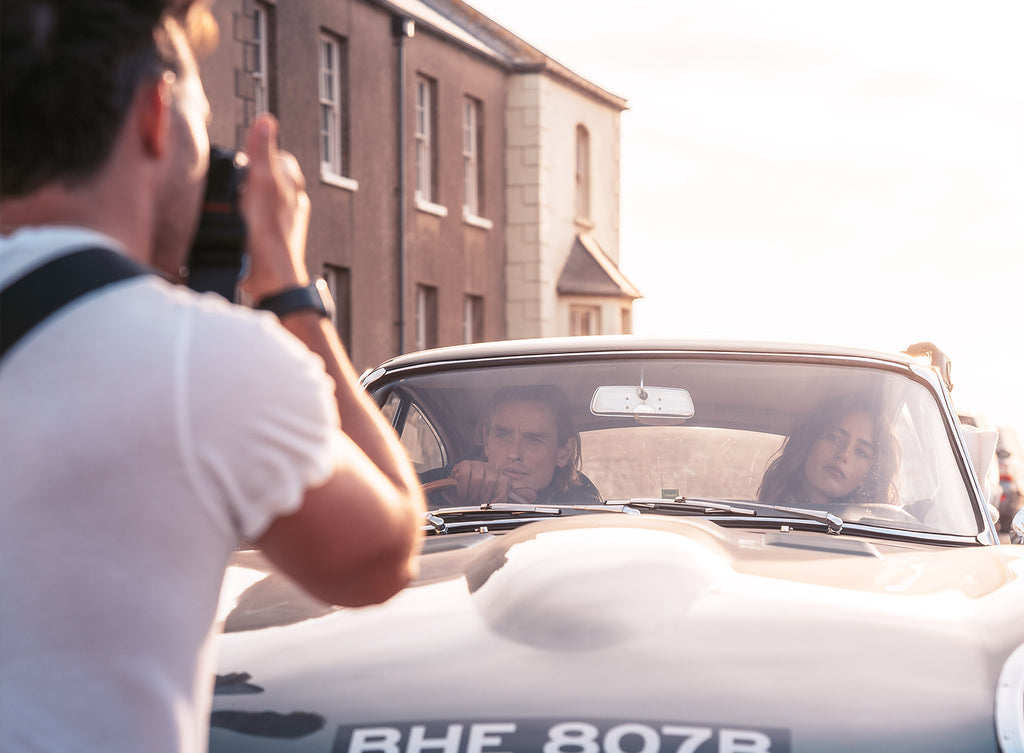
[{"left": 0, "top": 227, "right": 344, "bottom": 753}]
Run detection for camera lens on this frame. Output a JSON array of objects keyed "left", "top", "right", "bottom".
[{"left": 186, "top": 147, "right": 248, "bottom": 300}]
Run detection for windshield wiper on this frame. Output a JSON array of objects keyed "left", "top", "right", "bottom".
[
  {"left": 615, "top": 498, "right": 757, "bottom": 517},
  {"left": 767, "top": 504, "right": 844, "bottom": 535},
  {"left": 424, "top": 503, "right": 563, "bottom": 534},
  {"left": 613, "top": 497, "right": 844, "bottom": 535},
  {"left": 424, "top": 497, "right": 846, "bottom": 536}
]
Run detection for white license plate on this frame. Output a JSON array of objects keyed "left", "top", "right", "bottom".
[{"left": 333, "top": 718, "right": 791, "bottom": 753}]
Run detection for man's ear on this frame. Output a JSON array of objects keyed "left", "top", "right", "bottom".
[
  {"left": 137, "top": 74, "right": 173, "bottom": 158},
  {"left": 555, "top": 437, "right": 576, "bottom": 468}
]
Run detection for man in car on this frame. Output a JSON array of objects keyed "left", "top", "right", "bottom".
[
  {"left": 446, "top": 385, "right": 601, "bottom": 506},
  {"left": 0, "top": 2, "right": 424, "bottom": 751}
]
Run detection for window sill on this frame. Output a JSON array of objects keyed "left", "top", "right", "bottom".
[
  {"left": 416, "top": 196, "right": 449, "bottom": 218},
  {"left": 462, "top": 208, "right": 494, "bottom": 231},
  {"left": 321, "top": 171, "right": 359, "bottom": 192}
]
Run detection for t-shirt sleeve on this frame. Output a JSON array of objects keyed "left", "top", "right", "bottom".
[{"left": 181, "top": 297, "right": 345, "bottom": 542}]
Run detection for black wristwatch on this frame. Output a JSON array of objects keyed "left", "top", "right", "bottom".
[{"left": 256, "top": 278, "right": 334, "bottom": 320}]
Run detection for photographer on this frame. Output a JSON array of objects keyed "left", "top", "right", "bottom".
[{"left": 0, "top": 2, "right": 425, "bottom": 752}]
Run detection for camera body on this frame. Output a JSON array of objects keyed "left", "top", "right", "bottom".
[{"left": 186, "top": 146, "right": 248, "bottom": 300}]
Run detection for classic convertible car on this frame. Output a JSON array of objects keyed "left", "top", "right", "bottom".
[{"left": 210, "top": 337, "right": 1024, "bottom": 753}]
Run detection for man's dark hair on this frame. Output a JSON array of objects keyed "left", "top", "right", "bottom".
[{"left": 0, "top": 0, "right": 207, "bottom": 197}]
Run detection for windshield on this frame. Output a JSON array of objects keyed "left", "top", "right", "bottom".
[{"left": 371, "top": 356, "right": 981, "bottom": 537}]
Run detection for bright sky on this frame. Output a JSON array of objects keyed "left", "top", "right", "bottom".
[{"left": 466, "top": 0, "right": 1024, "bottom": 431}]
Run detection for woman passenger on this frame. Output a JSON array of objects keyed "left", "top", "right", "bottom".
[{"left": 758, "top": 393, "right": 900, "bottom": 508}]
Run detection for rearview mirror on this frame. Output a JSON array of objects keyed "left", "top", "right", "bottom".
[{"left": 591, "top": 385, "right": 695, "bottom": 420}]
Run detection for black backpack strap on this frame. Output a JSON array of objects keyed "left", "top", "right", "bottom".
[{"left": 0, "top": 246, "right": 151, "bottom": 360}]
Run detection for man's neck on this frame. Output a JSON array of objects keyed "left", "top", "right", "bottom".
[{"left": 1, "top": 181, "right": 152, "bottom": 264}]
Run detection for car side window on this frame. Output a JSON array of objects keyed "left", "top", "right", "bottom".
[
  {"left": 402, "top": 404, "right": 445, "bottom": 473},
  {"left": 381, "top": 392, "right": 445, "bottom": 474}
]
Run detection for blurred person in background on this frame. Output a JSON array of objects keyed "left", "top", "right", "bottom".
[{"left": 996, "top": 425, "right": 1024, "bottom": 533}]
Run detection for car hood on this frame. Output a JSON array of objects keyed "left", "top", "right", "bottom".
[{"left": 212, "top": 515, "right": 1024, "bottom": 753}]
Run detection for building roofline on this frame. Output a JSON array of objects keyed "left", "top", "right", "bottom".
[
  {"left": 370, "top": 0, "right": 511, "bottom": 68},
  {"left": 508, "top": 59, "right": 629, "bottom": 111},
  {"left": 372, "top": 0, "right": 628, "bottom": 110},
  {"left": 558, "top": 234, "right": 643, "bottom": 299}
]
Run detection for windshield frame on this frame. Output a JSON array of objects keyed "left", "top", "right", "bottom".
[{"left": 365, "top": 344, "right": 997, "bottom": 545}]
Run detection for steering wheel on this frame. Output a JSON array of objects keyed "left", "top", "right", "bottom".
[{"left": 421, "top": 478, "right": 460, "bottom": 508}]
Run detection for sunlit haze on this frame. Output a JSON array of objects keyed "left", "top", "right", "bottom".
[{"left": 467, "top": 0, "right": 1024, "bottom": 431}]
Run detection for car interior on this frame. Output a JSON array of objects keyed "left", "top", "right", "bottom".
[{"left": 371, "top": 356, "right": 982, "bottom": 537}]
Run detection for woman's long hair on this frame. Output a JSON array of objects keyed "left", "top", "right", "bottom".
[
  {"left": 758, "top": 393, "right": 901, "bottom": 506},
  {"left": 476, "top": 385, "right": 583, "bottom": 493}
]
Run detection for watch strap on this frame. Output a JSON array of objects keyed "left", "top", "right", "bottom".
[{"left": 256, "top": 278, "right": 334, "bottom": 319}]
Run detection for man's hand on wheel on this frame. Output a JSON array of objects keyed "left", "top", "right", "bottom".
[{"left": 449, "top": 461, "right": 537, "bottom": 505}]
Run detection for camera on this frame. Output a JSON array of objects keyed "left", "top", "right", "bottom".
[{"left": 186, "top": 146, "right": 249, "bottom": 300}]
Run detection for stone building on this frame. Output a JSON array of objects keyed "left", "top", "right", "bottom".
[{"left": 199, "top": 0, "right": 639, "bottom": 370}]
